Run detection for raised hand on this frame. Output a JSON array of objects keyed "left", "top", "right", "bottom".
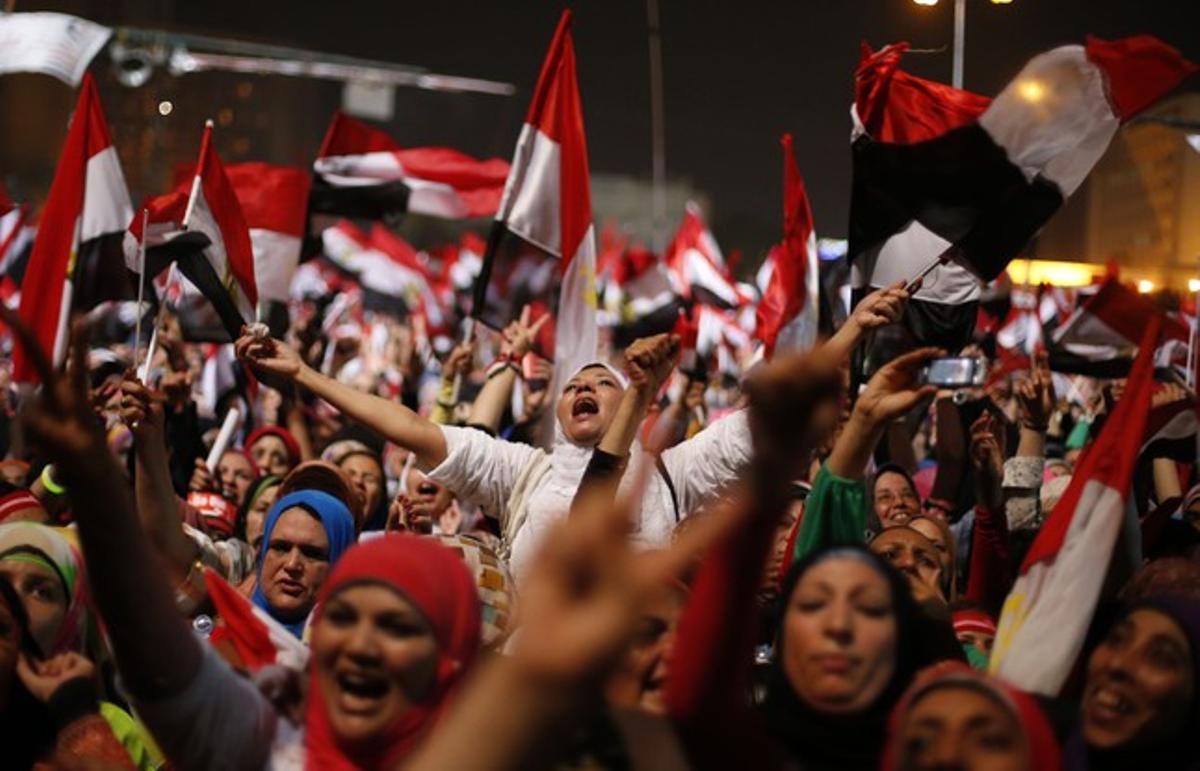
[
  {"left": 623, "top": 333, "right": 680, "bottom": 395},
  {"left": 234, "top": 330, "right": 305, "bottom": 380},
  {"left": 499, "top": 305, "right": 550, "bottom": 361},
  {"left": 16, "top": 651, "right": 95, "bottom": 704},
  {"left": 441, "top": 341, "right": 476, "bottom": 383},
  {"left": 744, "top": 346, "right": 844, "bottom": 480},
  {"left": 855, "top": 347, "right": 943, "bottom": 427},
  {"left": 1015, "top": 351, "right": 1055, "bottom": 431},
  {"left": 1152, "top": 381, "right": 1192, "bottom": 409},
  {"left": 118, "top": 371, "right": 166, "bottom": 440},
  {"left": 1, "top": 310, "right": 107, "bottom": 475},
  {"left": 849, "top": 280, "right": 912, "bottom": 332},
  {"left": 969, "top": 411, "right": 1005, "bottom": 510}
]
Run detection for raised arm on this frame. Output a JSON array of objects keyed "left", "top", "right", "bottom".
[
  {"left": 235, "top": 331, "right": 447, "bottom": 469},
  {"left": 118, "top": 372, "right": 197, "bottom": 581},
  {"left": 822, "top": 280, "right": 911, "bottom": 363},
  {"left": 13, "top": 316, "right": 202, "bottom": 701},
  {"left": 467, "top": 307, "right": 547, "bottom": 433}
]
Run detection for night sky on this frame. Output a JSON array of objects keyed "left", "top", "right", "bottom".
[{"left": 14, "top": 1, "right": 1200, "bottom": 269}]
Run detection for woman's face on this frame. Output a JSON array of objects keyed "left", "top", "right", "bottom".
[
  {"left": 250, "top": 435, "right": 292, "bottom": 477},
  {"left": 555, "top": 366, "right": 625, "bottom": 446},
  {"left": 874, "top": 472, "right": 920, "bottom": 528},
  {"left": 897, "top": 685, "right": 1027, "bottom": 771},
  {"left": 871, "top": 528, "right": 944, "bottom": 603},
  {"left": 260, "top": 508, "right": 331, "bottom": 622},
  {"left": 341, "top": 455, "right": 384, "bottom": 517},
  {"left": 217, "top": 452, "right": 256, "bottom": 506},
  {"left": 0, "top": 558, "right": 67, "bottom": 657},
  {"left": 605, "top": 585, "right": 684, "bottom": 715},
  {"left": 313, "top": 584, "right": 439, "bottom": 747},
  {"left": 1082, "top": 608, "right": 1195, "bottom": 751},
  {"left": 782, "top": 556, "right": 898, "bottom": 714},
  {"left": 909, "top": 518, "right": 951, "bottom": 578},
  {"left": 246, "top": 485, "right": 280, "bottom": 555}
]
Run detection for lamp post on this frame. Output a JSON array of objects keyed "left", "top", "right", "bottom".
[{"left": 913, "top": 0, "right": 1012, "bottom": 90}]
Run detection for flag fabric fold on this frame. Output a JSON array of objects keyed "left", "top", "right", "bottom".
[
  {"left": 849, "top": 36, "right": 1196, "bottom": 352},
  {"left": 665, "top": 203, "right": 749, "bottom": 310},
  {"left": 756, "top": 133, "right": 819, "bottom": 356},
  {"left": 312, "top": 112, "right": 510, "bottom": 220},
  {"left": 990, "top": 316, "right": 1161, "bottom": 695},
  {"left": 472, "top": 9, "right": 597, "bottom": 385},
  {"left": 14, "top": 73, "right": 133, "bottom": 382},
  {"left": 176, "top": 123, "right": 259, "bottom": 341}
]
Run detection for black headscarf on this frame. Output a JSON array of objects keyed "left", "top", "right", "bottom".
[
  {"left": 762, "top": 545, "right": 928, "bottom": 771},
  {"left": 1066, "top": 595, "right": 1200, "bottom": 771}
]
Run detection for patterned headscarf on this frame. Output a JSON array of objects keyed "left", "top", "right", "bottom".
[{"left": 0, "top": 522, "right": 91, "bottom": 656}]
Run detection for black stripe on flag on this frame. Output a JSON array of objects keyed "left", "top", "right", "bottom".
[
  {"left": 471, "top": 221, "right": 561, "bottom": 359},
  {"left": 71, "top": 232, "right": 135, "bottom": 310},
  {"left": 175, "top": 251, "right": 249, "bottom": 343},
  {"left": 308, "top": 176, "right": 411, "bottom": 221},
  {"left": 850, "top": 125, "right": 1065, "bottom": 283}
]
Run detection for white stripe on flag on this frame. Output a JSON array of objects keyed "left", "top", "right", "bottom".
[
  {"left": 554, "top": 223, "right": 598, "bottom": 391},
  {"left": 990, "top": 480, "right": 1126, "bottom": 694},
  {"left": 187, "top": 189, "right": 254, "bottom": 322},
  {"left": 852, "top": 219, "right": 981, "bottom": 304},
  {"left": 248, "top": 228, "right": 301, "bottom": 303},
  {"left": 81, "top": 146, "right": 132, "bottom": 243},
  {"left": 505, "top": 128, "right": 562, "bottom": 256}
]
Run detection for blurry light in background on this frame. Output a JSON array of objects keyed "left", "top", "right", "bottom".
[
  {"left": 1137, "top": 279, "right": 1155, "bottom": 294},
  {"left": 157, "top": 100, "right": 173, "bottom": 116},
  {"left": 1006, "top": 259, "right": 1098, "bottom": 287},
  {"left": 991, "top": 0, "right": 1014, "bottom": 4},
  {"left": 1017, "top": 80, "right": 1045, "bottom": 103},
  {"left": 1189, "top": 278, "right": 1200, "bottom": 293},
  {"left": 912, "top": 0, "right": 939, "bottom": 6}
]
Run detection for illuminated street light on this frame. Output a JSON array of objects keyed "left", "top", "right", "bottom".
[
  {"left": 1189, "top": 278, "right": 1200, "bottom": 293},
  {"left": 911, "top": 0, "right": 1014, "bottom": 88},
  {"left": 1137, "top": 279, "right": 1155, "bottom": 294}
]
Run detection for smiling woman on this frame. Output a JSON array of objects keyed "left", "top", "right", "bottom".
[{"left": 1070, "top": 596, "right": 1200, "bottom": 770}]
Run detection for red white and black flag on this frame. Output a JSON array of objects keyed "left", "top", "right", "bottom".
[
  {"left": 14, "top": 73, "right": 132, "bottom": 382},
  {"left": 174, "top": 122, "right": 259, "bottom": 341},
  {"left": 312, "top": 112, "right": 510, "bottom": 220},
  {"left": 756, "top": 133, "right": 819, "bottom": 356},
  {"left": 472, "top": 9, "right": 597, "bottom": 384},
  {"left": 0, "top": 184, "right": 34, "bottom": 297},
  {"left": 850, "top": 36, "right": 1196, "bottom": 352},
  {"left": 665, "top": 203, "right": 749, "bottom": 310}
]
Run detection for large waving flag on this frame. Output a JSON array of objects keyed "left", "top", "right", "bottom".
[
  {"left": 472, "top": 10, "right": 597, "bottom": 383},
  {"left": 175, "top": 122, "right": 258, "bottom": 340},
  {"left": 756, "top": 133, "right": 819, "bottom": 356},
  {"left": 312, "top": 111, "right": 510, "bottom": 220},
  {"left": 850, "top": 36, "right": 1196, "bottom": 352},
  {"left": 990, "top": 316, "right": 1160, "bottom": 695},
  {"left": 14, "top": 73, "right": 133, "bottom": 382}
]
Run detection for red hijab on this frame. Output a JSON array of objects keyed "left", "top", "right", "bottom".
[
  {"left": 303, "top": 534, "right": 481, "bottom": 770},
  {"left": 882, "top": 663, "right": 1061, "bottom": 771}
]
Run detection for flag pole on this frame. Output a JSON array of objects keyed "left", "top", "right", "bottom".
[
  {"left": 139, "top": 262, "right": 178, "bottom": 384},
  {"left": 906, "top": 252, "right": 949, "bottom": 292},
  {"left": 132, "top": 209, "right": 149, "bottom": 369},
  {"left": 450, "top": 317, "right": 476, "bottom": 404}
]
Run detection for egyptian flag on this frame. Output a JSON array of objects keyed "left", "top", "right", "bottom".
[
  {"left": 14, "top": 73, "right": 132, "bottom": 382},
  {"left": 605, "top": 244, "right": 681, "bottom": 347},
  {"left": 472, "top": 10, "right": 598, "bottom": 384},
  {"left": 321, "top": 220, "right": 444, "bottom": 326},
  {"left": 990, "top": 317, "right": 1160, "bottom": 696},
  {"left": 665, "top": 203, "right": 748, "bottom": 310},
  {"left": 203, "top": 569, "right": 309, "bottom": 674},
  {"left": 312, "top": 111, "right": 509, "bottom": 220},
  {"left": 0, "top": 187, "right": 34, "bottom": 296},
  {"left": 175, "top": 122, "right": 258, "bottom": 341},
  {"left": 1049, "top": 278, "right": 1190, "bottom": 377},
  {"left": 850, "top": 36, "right": 1196, "bottom": 353},
  {"left": 756, "top": 133, "right": 819, "bottom": 356}
]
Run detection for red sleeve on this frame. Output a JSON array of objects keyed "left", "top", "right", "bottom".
[
  {"left": 665, "top": 501, "right": 781, "bottom": 770},
  {"left": 964, "top": 503, "right": 1013, "bottom": 616}
]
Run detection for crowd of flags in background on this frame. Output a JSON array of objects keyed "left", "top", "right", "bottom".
[{"left": 0, "top": 10, "right": 1197, "bottom": 398}]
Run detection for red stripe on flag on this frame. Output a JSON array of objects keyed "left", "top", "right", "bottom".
[
  {"left": 317, "top": 111, "right": 400, "bottom": 157},
  {"left": 194, "top": 124, "right": 258, "bottom": 308},
  {"left": 855, "top": 41, "right": 992, "bottom": 144},
  {"left": 1085, "top": 35, "right": 1199, "bottom": 123},
  {"left": 1020, "top": 315, "right": 1161, "bottom": 572},
  {"left": 524, "top": 10, "right": 592, "bottom": 264},
  {"left": 224, "top": 163, "right": 310, "bottom": 238}
]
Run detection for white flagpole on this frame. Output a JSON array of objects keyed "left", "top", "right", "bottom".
[
  {"left": 139, "top": 262, "right": 178, "bottom": 384},
  {"left": 132, "top": 208, "right": 149, "bottom": 366},
  {"left": 205, "top": 406, "right": 241, "bottom": 472}
]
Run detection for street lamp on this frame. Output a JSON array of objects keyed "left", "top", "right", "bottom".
[{"left": 912, "top": 0, "right": 1014, "bottom": 89}]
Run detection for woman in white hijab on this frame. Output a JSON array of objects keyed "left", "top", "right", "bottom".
[{"left": 236, "top": 326, "right": 752, "bottom": 578}]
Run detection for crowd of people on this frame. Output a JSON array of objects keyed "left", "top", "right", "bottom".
[{"left": 0, "top": 264, "right": 1193, "bottom": 771}]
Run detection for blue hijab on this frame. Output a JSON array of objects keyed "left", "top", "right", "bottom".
[{"left": 251, "top": 489, "right": 356, "bottom": 637}]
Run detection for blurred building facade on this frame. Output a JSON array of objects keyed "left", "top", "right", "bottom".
[{"left": 1033, "top": 93, "right": 1200, "bottom": 291}]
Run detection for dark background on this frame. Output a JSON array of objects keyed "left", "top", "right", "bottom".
[{"left": 3, "top": 0, "right": 1199, "bottom": 272}]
